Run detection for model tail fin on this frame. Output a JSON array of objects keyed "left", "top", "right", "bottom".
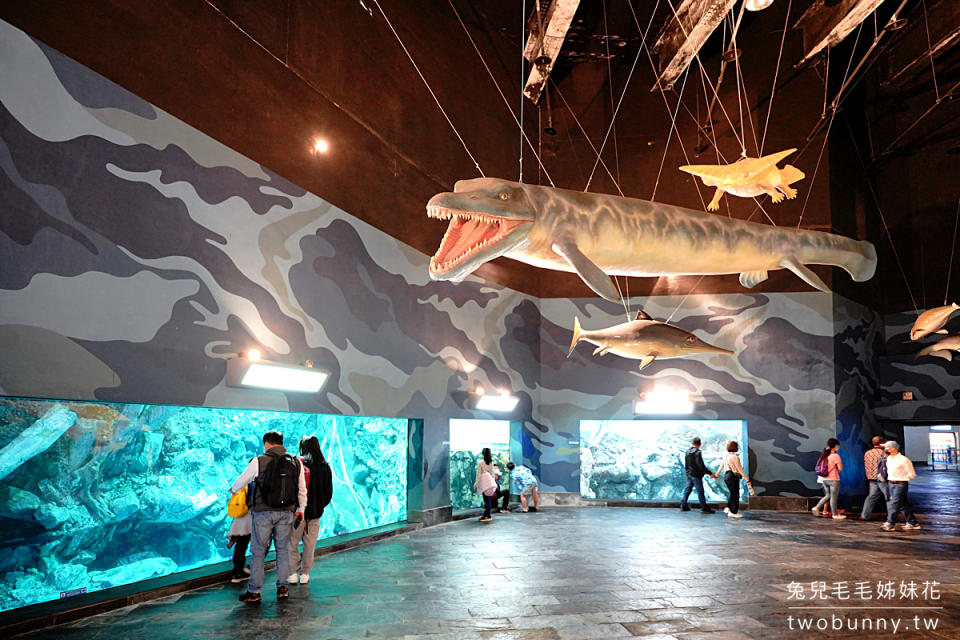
[{"left": 567, "top": 317, "right": 582, "bottom": 358}]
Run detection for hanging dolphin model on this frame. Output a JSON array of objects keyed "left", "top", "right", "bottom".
[
  {"left": 426, "top": 177, "right": 876, "bottom": 301},
  {"left": 679, "top": 148, "right": 805, "bottom": 211},
  {"left": 909, "top": 303, "right": 960, "bottom": 341},
  {"left": 914, "top": 335, "right": 960, "bottom": 362},
  {"left": 567, "top": 309, "right": 733, "bottom": 370}
]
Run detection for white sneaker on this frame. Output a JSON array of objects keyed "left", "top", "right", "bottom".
[
  {"left": 811, "top": 507, "right": 820, "bottom": 516},
  {"left": 727, "top": 511, "right": 742, "bottom": 518},
  {"left": 723, "top": 507, "right": 730, "bottom": 514},
  {"left": 287, "top": 573, "right": 298, "bottom": 584},
  {"left": 300, "top": 573, "right": 310, "bottom": 584},
  {"left": 881, "top": 522, "right": 895, "bottom": 531},
  {"left": 832, "top": 514, "right": 847, "bottom": 520},
  {"left": 902, "top": 523, "right": 922, "bottom": 530}
]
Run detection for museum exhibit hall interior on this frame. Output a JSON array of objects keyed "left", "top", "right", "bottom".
[{"left": 1, "top": 0, "right": 960, "bottom": 638}]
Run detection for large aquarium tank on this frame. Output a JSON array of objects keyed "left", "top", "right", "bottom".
[
  {"left": 580, "top": 419, "right": 748, "bottom": 502},
  {"left": 0, "top": 396, "right": 408, "bottom": 612},
  {"left": 449, "top": 419, "right": 511, "bottom": 511}
]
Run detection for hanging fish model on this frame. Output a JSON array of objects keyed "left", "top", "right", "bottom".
[
  {"left": 567, "top": 309, "right": 733, "bottom": 370},
  {"left": 426, "top": 177, "right": 876, "bottom": 301},
  {"left": 914, "top": 335, "right": 960, "bottom": 362},
  {"left": 909, "top": 303, "right": 960, "bottom": 340},
  {"left": 679, "top": 148, "right": 805, "bottom": 211}
]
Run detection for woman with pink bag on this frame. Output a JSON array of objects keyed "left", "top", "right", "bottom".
[{"left": 472, "top": 447, "right": 500, "bottom": 523}]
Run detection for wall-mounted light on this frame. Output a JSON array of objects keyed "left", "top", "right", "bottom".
[
  {"left": 312, "top": 138, "right": 329, "bottom": 154},
  {"left": 227, "top": 351, "right": 329, "bottom": 393},
  {"left": 744, "top": 0, "right": 773, "bottom": 11},
  {"left": 634, "top": 389, "right": 694, "bottom": 415},
  {"left": 472, "top": 385, "right": 519, "bottom": 412}
]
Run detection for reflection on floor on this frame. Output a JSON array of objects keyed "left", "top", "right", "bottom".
[{"left": 19, "top": 470, "right": 960, "bottom": 639}]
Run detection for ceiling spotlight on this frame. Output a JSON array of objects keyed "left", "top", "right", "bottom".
[
  {"left": 534, "top": 55, "right": 551, "bottom": 67},
  {"left": 312, "top": 139, "right": 329, "bottom": 154},
  {"left": 885, "top": 16, "right": 907, "bottom": 31},
  {"left": 245, "top": 348, "right": 262, "bottom": 362},
  {"left": 722, "top": 48, "right": 742, "bottom": 63},
  {"left": 473, "top": 382, "right": 486, "bottom": 395},
  {"left": 744, "top": 0, "right": 774, "bottom": 10}
]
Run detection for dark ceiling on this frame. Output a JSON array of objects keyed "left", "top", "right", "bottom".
[{"left": 1, "top": 0, "right": 957, "bottom": 313}]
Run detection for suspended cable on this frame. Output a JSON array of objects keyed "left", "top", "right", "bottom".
[
  {"left": 665, "top": 275, "right": 706, "bottom": 324},
  {"left": 946, "top": 196, "right": 960, "bottom": 305},
  {"left": 652, "top": 68, "right": 693, "bottom": 201},
  {"left": 520, "top": 0, "right": 527, "bottom": 182},
  {"left": 602, "top": 0, "right": 623, "bottom": 186},
  {"left": 728, "top": 3, "right": 749, "bottom": 156},
  {"left": 372, "top": 0, "right": 484, "bottom": 176},
  {"left": 760, "top": 0, "right": 792, "bottom": 155},
  {"left": 553, "top": 82, "right": 625, "bottom": 195},
  {"left": 842, "top": 112, "right": 919, "bottom": 313},
  {"left": 797, "top": 23, "right": 863, "bottom": 230},
  {"left": 920, "top": 0, "right": 941, "bottom": 102},
  {"left": 446, "top": 0, "right": 556, "bottom": 185}
]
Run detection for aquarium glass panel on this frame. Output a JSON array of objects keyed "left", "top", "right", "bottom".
[
  {"left": 0, "top": 396, "right": 408, "bottom": 612},
  {"left": 449, "top": 419, "right": 510, "bottom": 511},
  {"left": 580, "top": 419, "right": 748, "bottom": 502}
]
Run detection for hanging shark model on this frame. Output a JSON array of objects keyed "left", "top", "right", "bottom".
[
  {"left": 567, "top": 309, "right": 733, "bottom": 370},
  {"left": 909, "top": 303, "right": 959, "bottom": 341},
  {"left": 426, "top": 177, "right": 876, "bottom": 301},
  {"left": 679, "top": 148, "right": 805, "bottom": 211}
]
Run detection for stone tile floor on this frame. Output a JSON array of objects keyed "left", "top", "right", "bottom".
[{"left": 22, "top": 470, "right": 960, "bottom": 639}]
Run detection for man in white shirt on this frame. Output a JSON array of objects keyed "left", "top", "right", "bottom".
[
  {"left": 881, "top": 441, "right": 920, "bottom": 532},
  {"left": 232, "top": 430, "right": 307, "bottom": 602}
]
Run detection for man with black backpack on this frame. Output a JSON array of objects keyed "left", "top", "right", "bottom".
[{"left": 230, "top": 430, "right": 307, "bottom": 603}]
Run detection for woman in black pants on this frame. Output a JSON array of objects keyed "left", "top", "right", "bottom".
[{"left": 719, "top": 441, "right": 752, "bottom": 519}]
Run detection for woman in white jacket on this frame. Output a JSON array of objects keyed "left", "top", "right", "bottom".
[{"left": 718, "top": 441, "right": 752, "bottom": 518}]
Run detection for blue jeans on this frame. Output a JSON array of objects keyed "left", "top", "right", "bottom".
[
  {"left": 860, "top": 479, "right": 889, "bottom": 519},
  {"left": 885, "top": 482, "right": 917, "bottom": 526},
  {"left": 815, "top": 479, "right": 839, "bottom": 514},
  {"left": 681, "top": 475, "right": 707, "bottom": 509},
  {"left": 248, "top": 510, "right": 295, "bottom": 592}
]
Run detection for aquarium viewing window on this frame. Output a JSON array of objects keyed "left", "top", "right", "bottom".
[
  {"left": 0, "top": 396, "right": 408, "bottom": 613},
  {"left": 580, "top": 419, "right": 748, "bottom": 503},
  {"left": 449, "top": 419, "right": 511, "bottom": 511}
]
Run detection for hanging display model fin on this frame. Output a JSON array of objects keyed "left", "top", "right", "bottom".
[
  {"left": 914, "top": 335, "right": 960, "bottom": 362},
  {"left": 567, "top": 315, "right": 732, "bottom": 370},
  {"left": 426, "top": 177, "right": 876, "bottom": 302},
  {"left": 679, "top": 148, "right": 806, "bottom": 211},
  {"left": 910, "top": 303, "right": 960, "bottom": 341}
]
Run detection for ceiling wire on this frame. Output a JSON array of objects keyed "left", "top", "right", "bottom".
[
  {"left": 446, "top": 0, "right": 556, "bottom": 185},
  {"left": 520, "top": 0, "right": 527, "bottom": 182},
  {"left": 602, "top": 0, "right": 623, "bottom": 186},
  {"left": 728, "top": 3, "right": 749, "bottom": 156},
  {"left": 797, "top": 23, "right": 863, "bottom": 231},
  {"left": 652, "top": 68, "right": 693, "bottom": 201},
  {"left": 760, "top": 0, "right": 793, "bottom": 155},
  {"left": 552, "top": 82, "right": 626, "bottom": 195},
  {"left": 372, "top": 0, "right": 485, "bottom": 177},
  {"left": 920, "top": 0, "right": 941, "bottom": 102},
  {"left": 946, "top": 197, "right": 960, "bottom": 306},
  {"left": 842, "top": 112, "right": 919, "bottom": 314}
]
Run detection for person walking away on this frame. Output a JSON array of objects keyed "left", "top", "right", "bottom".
[
  {"left": 680, "top": 437, "right": 716, "bottom": 514},
  {"left": 859, "top": 436, "right": 889, "bottom": 521},
  {"left": 882, "top": 441, "right": 921, "bottom": 532},
  {"left": 232, "top": 430, "right": 307, "bottom": 603},
  {"left": 811, "top": 438, "right": 845, "bottom": 519},
  {"left": 718, "top": 441, "right": 752, "bottom": 518},
  {"left": 473, "top": 447, "right": 499, "bottom": 523},
  {"left": 507, "top": 462, "right": 540, "bottom": 512},
  {"left": 288, "top": 435, "right": 333, "bottom": 585}
]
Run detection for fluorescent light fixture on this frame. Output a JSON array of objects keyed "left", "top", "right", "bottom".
[
  {"left": 930, "top": 425, "right": 953, "bottom": 432},
  {"left": 635, "top": 389, "right": 694, "bottom": 415},
  {"left": 476, "top": 394, "right": 519, "bottom": 412},
  {"left": 227, "top": 358, "right": 329, "bottom": 393}
]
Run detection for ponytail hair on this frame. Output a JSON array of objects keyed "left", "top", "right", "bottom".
[
  {"left": 482, "top": 447, "right": 492, "bottom": 465},
  {"left": 819, "top": 437, "right": 840, "bottom": 461}
]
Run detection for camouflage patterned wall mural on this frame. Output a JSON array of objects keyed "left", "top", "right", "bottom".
[{"left": 0, "top": 16, "right": 891, "bottom": 532}]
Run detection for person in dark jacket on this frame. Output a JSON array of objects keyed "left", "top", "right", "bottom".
[
  {"left": 680, "top": 437, "right": 717, "bottom": 513},
  {"left": 288, "top": 435, "right": 333, "bottom": 584}
]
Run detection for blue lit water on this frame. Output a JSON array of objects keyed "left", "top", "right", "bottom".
[
  {"left": 0, "top": 397, "right": 408, "bottom": 612},
  {"left": 580, "top": 419, "right": 748, "bottom": 502}
]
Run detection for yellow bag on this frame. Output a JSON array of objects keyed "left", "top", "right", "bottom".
[{"left": 228, "top": 486, "right": 249, "bottom": 518}]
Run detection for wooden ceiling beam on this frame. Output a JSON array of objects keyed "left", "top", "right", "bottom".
[
  {"left": 522, "top": 0, "right": 581, "bottom": 104},
  {"left": 794, "top": 0, "right": 886, "bottom": 66},
  {"left": 651, "top": 0, "right": 737, "bottom": 92}
]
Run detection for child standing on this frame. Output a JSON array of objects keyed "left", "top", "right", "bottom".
[{"left": 227, "top": 486, "right": 252, "bottom": 582}]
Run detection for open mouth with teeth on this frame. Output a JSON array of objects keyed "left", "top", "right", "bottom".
[{"left": 427, "top": 206, "right": 532, "bottom": 276}]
